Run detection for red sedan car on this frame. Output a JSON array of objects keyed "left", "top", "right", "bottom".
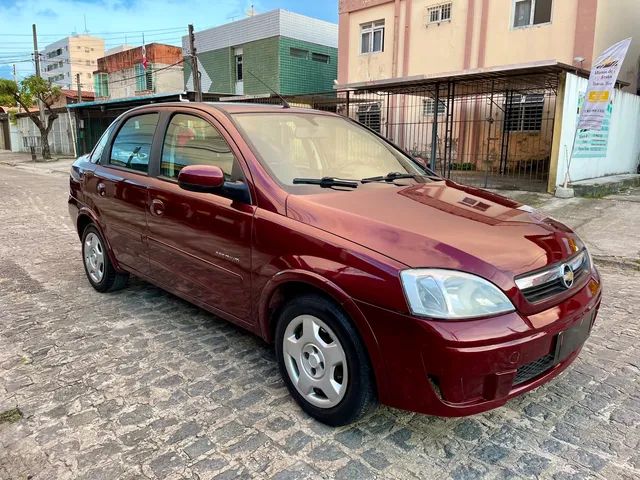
[{"left": 69, "top": 102, "right": 602, "bottom": 426}]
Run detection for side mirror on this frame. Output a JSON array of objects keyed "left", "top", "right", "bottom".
[{"left": 178, "top": 165, "right": 225, "bottom": 193}]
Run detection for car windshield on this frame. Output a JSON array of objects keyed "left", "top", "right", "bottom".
[{"left": 231, "top": 112, "right": 428, "bottom": 187}]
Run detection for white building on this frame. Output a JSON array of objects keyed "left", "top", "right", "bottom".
[{"left": 41, "top": 35, "right": 105, "bottom": 91}]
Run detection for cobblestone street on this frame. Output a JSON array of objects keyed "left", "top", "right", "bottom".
[{"left": 1, "top": 162, "right": 639, "bottom": 480}]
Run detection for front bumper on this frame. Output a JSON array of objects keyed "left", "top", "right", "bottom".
[{"left": 356, "top": 269, "right": 602, "bottom": 417}]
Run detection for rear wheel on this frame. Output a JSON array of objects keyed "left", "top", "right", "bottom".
[
  {"left": 275, "top": 294, "right": 376, "bottom": 426},
  {"left": 81, "top": 225, "right": 128, "bottom": 292}
]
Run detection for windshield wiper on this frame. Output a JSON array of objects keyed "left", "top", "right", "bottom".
[
  {"left": 293, "top": 177, "right": 359, "bottom": 188},
  {"left": 361, "top": 172, "right": 417, "bottom": 183}
]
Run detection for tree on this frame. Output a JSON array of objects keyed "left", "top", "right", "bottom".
[{"left": 0, "top": 76, "right": 61, "bottom": 160}]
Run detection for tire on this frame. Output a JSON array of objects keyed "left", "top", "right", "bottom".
[
  {"left": 81, "top": 224, "right": 129, "bottom": 292},
  {"left": 275, "top": 294, "right": 377, "bottom": 426}
]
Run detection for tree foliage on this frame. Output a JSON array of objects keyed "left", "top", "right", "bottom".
[{"left": 0, "top": 76, "right": 62, "bottom": 159}]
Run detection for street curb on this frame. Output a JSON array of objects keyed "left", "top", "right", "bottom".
[
  {"left": 571, "top": 175, "right": 640, "bottom": 198},
  {"left": 592, "top": 255, "right": 640, "bottom": 271}
]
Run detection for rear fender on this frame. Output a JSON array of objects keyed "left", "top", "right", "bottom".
[{"left": 75, "top": 207, "right": 124, "bottom": 273}]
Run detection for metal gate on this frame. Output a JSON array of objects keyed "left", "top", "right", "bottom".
[{"left": 234, "top": 68, "right": 561, "bottom": 192}]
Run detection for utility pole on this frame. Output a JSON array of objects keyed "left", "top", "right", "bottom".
[
  {"left": 13, "top": 64, "right": 21, "bottom": 113},
  {"left": 188, "top": 24, "right": 202, "bottom": 102},
  {"left": 32, "top": 24, "right": 46, "bottom": 126},
  {"left": 76, "top": 73, "right": 82, "bottom": 101}
]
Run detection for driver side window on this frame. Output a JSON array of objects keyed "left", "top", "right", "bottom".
[
  {"left": 160, "top": 113, "right": 241, "bottom": 181},
  {"left": 109, "top": 113, "right": 159, "bottom": 173}
]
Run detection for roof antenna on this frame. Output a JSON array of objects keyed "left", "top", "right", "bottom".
[{"left": 245, "top": 69, "right": 290, "bottom": 108}]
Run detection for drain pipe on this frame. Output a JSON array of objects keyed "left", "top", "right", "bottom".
[{"left": 391, "top": 0, "right": 401, "bottom": 78}]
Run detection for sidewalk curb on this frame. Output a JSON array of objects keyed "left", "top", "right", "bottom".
[{"left": 592, "top": 255, "right": 640, "bottom": 271}]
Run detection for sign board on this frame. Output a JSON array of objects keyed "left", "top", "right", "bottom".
[
  {"left": 573, "top": 92, "right": 612, "bottom": 159},
  {"left": 576, "top": 37, "right": 631, "bottom": 131}
]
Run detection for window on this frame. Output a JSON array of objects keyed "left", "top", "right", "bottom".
[
  {"left": 513, "top": 0, "right": 552, "bottom": 28},
  {"left": 47, "top": 48, "right": 62, "bottom": 58},
  {"left": 361, "top": 20, "right": 385, "bottom": 54},
  {"left": 427, "top": 3, "right": 452, "bottom": 24},
  {"left": 90, "top": 123, "right": 116, "bottom": 164},
  {"left": 109, "top": 113, "right": 159, "bottom": 173},
  {"left": 423, "top": 98, "right": 447, "bottom": 116},
  {"left": 95, "top": 73, "right": 109, "bottom": 98},
  {"left": 311, "top": 53, "right": 330, "bottom": 64},
  {"left": 135, "top": 63, "right": 153, "bottom": 92},
  {"left": 86, "top": 60, "right": 91, "bottom": 65},
  {"left": 357, "top": 103, "right": 382, "bottom": 133},
  {"left": 160, "top": 114, "right": 241, "bottom": 180},
  {"left": 85, "top": 47, "right": 90, "bottom": 53},
  {"left": 232, "top": 113, "right": 425, "bottom": 187},
  {"left": 235, "top": 54, "right": 243, "bottom": 82},
  {"left": 290, "top": 47, "right": 309, "bottom": 59},
  {"left": 505, "top": 94, "right": 544, "bottom": 132}
]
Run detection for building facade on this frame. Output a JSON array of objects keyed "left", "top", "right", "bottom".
[
  {"left": 41, "top": 35, "right": 105, "bottom": 91},
  {"left": 93, "top": 44, "right": 184, "bottom": 100},
  {"left": 8, "top": 89, "right": 95, "bottom": 156},
  {"left": 183, "top": 9, "right": 338, "bottom": 96},
  {"left": 338, "top": 0, "right": 640, "bottom": 93}
]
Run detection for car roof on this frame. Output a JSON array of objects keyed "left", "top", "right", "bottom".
[{"left": 126, "top": 101, "right": 337, "bottom": 116}]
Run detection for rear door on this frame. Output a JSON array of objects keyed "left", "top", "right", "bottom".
[
  {"left": 146, "top": 111, "right": 255, "bottom": 324},
  {"left": 91, "top": 112, "right": 160, "bottom": 276}
]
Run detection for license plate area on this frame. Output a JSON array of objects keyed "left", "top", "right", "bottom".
[{"left": 554, "top": 310, "right": 595, "bottom": 363}]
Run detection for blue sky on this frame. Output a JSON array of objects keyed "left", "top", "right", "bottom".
[{"left": 0, "top": 0, "right": 339, "bottom": 81}]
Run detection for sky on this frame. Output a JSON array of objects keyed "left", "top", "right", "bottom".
[{"left": 0, "top": 0, "right": 339, "bottom": 81}]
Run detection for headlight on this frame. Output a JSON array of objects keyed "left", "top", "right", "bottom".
[{"left": 400, "top": 269, "right": 515, "bottom": 319}]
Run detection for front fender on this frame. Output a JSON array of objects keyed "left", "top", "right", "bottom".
[{"left": 257, "top": 265, "right": 388, "bottom": 398}]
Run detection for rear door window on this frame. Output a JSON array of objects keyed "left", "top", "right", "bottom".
[{"left": 109, "top": 113, "right": 159, "bottom": 173}]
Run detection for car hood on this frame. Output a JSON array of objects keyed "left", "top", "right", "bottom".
[{"left": 286, "top": 180, "right": 581, "bottom": 283}]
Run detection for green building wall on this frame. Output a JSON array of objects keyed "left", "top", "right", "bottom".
[
  {"left": 279, "top": 37, "right": 337, "bottom": 95},
  {"left": 186, "top": 36, "right": 337, "bottom": 96}
]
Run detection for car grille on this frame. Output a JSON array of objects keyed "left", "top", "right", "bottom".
[
  {"left": 513, "top": 353, "right": 556, "bottom": 386},
  {"left": 517, "top": 250, "right": 589, "bottom": 303}
]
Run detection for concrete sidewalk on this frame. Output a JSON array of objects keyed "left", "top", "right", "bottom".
[{"left": 0, "top": 150, "right": 76, "bottom": 176}]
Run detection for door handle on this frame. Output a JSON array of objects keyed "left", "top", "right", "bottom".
[
  {"left": 97, "top": 182, "right": 106, "bottom": 196},
  {"left": 150, "top": 199, "right": 165, "bottom": 216}
]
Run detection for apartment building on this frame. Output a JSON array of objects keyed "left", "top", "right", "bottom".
[
  {"left": 93, "top": 43, "right": 184, "bottom": 100},
  {"left": 338, "top": 0, "right": 640, "bottom": 93},
  {"left": 41, "top": 35, "right": 105, "bottom": 91},
  {"left": 183, "top": 9, "right": 338, "bottom": 96}
]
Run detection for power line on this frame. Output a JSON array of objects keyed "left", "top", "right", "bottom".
[{"left": 0, "top": 27, "right": 187, "bottom": 38}]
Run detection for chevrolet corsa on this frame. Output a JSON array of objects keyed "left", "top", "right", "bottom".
[{"left": 69, "top": 103, "right": 602, "bottom": 426}]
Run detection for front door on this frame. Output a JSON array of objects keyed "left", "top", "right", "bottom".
[
  {"left": 91, "top": 112, "right": 160, "bottom": 276},
  {"left": 146, "top": 112, "right": 254, "bottom": 323}
]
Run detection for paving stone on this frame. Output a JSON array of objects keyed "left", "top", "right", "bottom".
[
  {"left": 184, "top": 437, "right": 214, "bottom": 459},
  {"left": 149, "top": 451, "right": 185, "bottom": 478},
  {"left": 334, "top": 460, "right": 372, "bottom": 479},
  {"left": 334, "top": 427, "right": 365, "bottom": 449}
]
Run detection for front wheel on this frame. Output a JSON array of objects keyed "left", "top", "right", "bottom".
[
  {"left": 81, "top": 225, "right": 129, "bottom": 292},
  {"left": 275, "top": 294, "right": 376, "bottom": 426}
]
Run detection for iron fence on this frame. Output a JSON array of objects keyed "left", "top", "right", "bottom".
[{"left": 230, "top": 71, "right": 560, "bottom": 192}]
